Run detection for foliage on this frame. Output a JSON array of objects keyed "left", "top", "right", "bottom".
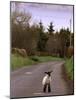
[
  {"left": 37, "top": 21, "right": 48, "bottom": 51},
  {"left": 67, "top": 46, "right": 73, "bottom": 58},
  {"left": 11, "top": 9, "right": 74, "bottom": 57},
  {"left": 47, "top": 22, "right": 54, "bottom": 35},
  {"left": 12, "top": 48, "right": 27, "bottom": 57},
  {"left": 11, "top": 54, "right": 63, "bottom": 70},
  {"left": 11, "top": 10, "right": 40, "bottom": 55},
  {"left": 58, "top": 28, "right": 72, "bottom": 57},
  {"left": 11, "top": 54, "right": 36, "bottom": 70},
  {"left": 65, "top": 56, "right": 74, "bottom": 80},
  {"left": 30, "top": 56, "right": 39, "bottom": 61},
  {"left": 35, "top": 56, "right": 63, "bottom": 62}
]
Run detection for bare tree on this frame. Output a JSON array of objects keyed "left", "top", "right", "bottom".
[{"left": 11, "top": 10, "right": 31, "bottom": 27}]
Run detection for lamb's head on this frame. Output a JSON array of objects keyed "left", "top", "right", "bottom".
[{"left": 44, "top": 71, "right": 53, "bottom": 76}]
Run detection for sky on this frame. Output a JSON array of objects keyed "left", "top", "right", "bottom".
[{"left": 11, "top": 2, "right": 74, "bottom": 32}]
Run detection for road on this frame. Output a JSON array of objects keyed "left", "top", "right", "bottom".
[{"left": 10, "top": 61, "right": 72, "bottom": 98}]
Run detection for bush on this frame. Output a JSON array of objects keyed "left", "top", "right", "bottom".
[
  {"left": 67, "top": 46, "right": 73, "bottom": 58},
  {"left": 12, "top": 48, "right": 27, "bottom": 57},
  {"left": 30, "top": 56, "right": 39, "bottom": 61}
]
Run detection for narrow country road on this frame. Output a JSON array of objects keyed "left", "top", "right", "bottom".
[{"left": 10, "top": 61, "right": 71, "bottom": 98}]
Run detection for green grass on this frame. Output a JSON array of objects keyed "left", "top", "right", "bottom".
[
  {"left": 11, "top": 54, "right": 36, "bottom": 70},
  {"left": 65, "top": 56, "right": 74, "bottom": 80},
  {"left": 11, "top": 54, "right": 63, "bottom": 71},
  {"left": 37, "top": 56, "right": 63, "bottom": 62}
]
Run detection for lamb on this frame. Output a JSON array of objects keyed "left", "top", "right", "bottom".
[{"left": 42, "top": 71, "right": 53, "bottom": 93}]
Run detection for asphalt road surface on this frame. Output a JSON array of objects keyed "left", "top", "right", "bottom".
[{"left": 10, "top": 61, "right": 72, "bottom": 98}]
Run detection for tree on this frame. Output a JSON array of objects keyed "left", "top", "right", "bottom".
[
  {"left": 11, "top": 10, "right": 31, "bottom": 28},
  {"left": 23, "top": 24, "right": 40, "bottom": 55},
  {"left": 47, "top": 22, "right": 54, "bottom": 35},
  {"left": 59, "top": 28, "right": 71, "bottom": 57},
  {"left": 37, "top": 21, "right": 48, "bottom": 51},
  {"left": 11, "top": 12, "right": 31, "bottom": 49},
  {"left": 71, "top": 33, "right": 74, "bottom": 46}
]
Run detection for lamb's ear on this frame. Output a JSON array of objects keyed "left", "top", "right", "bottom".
[{"left": 44, "top": 72, "right": 47, "bottom": 74}]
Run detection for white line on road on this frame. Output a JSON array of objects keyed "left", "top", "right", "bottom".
[
  {"left": 25, "top": 72, "right": 32, "bottom": 75},
  {"left": 33, "top": 92, "right": 45, "bottom": 95}
]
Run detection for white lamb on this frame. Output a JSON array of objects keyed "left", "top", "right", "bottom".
[{"left": 42, "top": 71, "right": 53, "bottom": 92}]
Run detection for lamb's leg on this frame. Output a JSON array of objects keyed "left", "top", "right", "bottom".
[
  {"left": 43, "top": 84, "right": 47, "bottom": 92},
  {"left": 48, "top": 83, "right": 51, "bottom": 92}
]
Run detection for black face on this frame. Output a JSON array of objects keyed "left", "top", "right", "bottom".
[{"left": 45, "top": 71, "right": 53, "bottom": 76}]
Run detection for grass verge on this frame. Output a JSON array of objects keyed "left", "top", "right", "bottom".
[
  {"left": 11, "top": 54, "right": 63, "bottom": 71},
  {"left": 11, "top": 54, "right": 36, "bottom": 70},
  {"left": 65, "top": 56, "right": 74, "bottom": 80},
  {"left": 30, "top": 56, "right": 63, "bottom": 62}
]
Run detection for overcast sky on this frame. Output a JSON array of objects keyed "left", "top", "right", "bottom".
[{"left": 11, "top": 2, "right": 74, "bottom": 32}]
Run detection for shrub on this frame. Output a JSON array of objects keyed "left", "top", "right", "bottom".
[
  {"left": 12, "top": 48, "right": 27, "bottom": 57},
  {"left": 30, "top": 56, "right": 39, "bottom": 61},
  {"left": 67, "top": 46, "right": 73, "bottom": 58}
]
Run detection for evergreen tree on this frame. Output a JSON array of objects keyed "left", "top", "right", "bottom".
[
  {"left": 37, "top": 21, "right": 48, "bottom": 51},
  {"left": 47, "top": 22, "right": 54, "bottom": 35},
  {"left": 59, "top": 28, "right": 71, "bottom": 57}
]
